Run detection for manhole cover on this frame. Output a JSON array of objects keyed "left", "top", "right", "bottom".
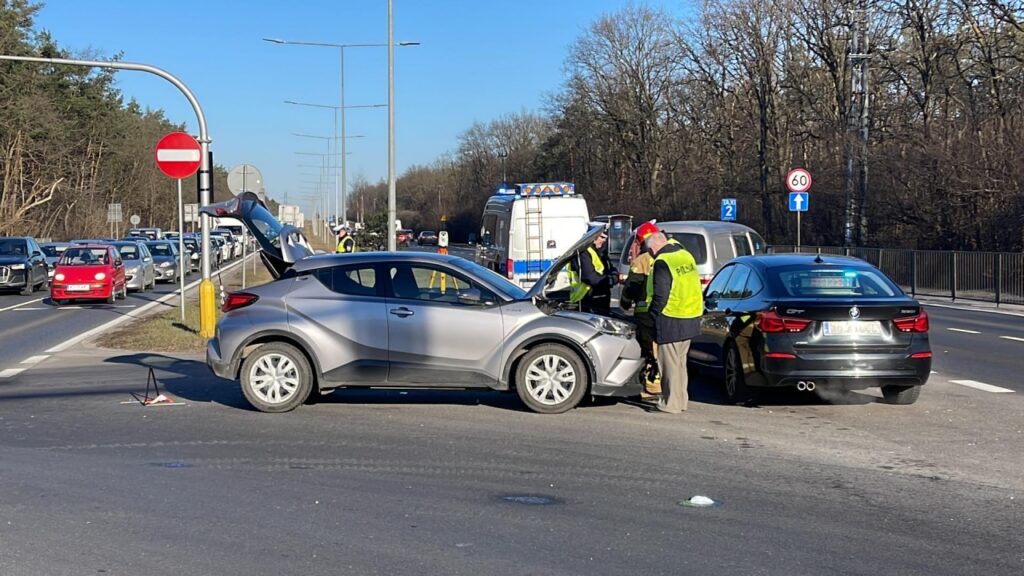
[{"left": 500, "top": 494, "right": 561, "bottom": 506}]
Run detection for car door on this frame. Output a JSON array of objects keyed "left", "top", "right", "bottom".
[
  {"left": 690, "top": 264, "right": 736, "bottom": 366},
  {"left": 139, "top": 243, "right": 155, "bottom": 285},
  {"left": 286, "top": 262, "right": 390, "bottom": 384},
  {"left": 28, "top": 239, "right": 46, "bottom": 285},
  {"left": 384, "top": 262, "right": 504, "bottom": 386}
]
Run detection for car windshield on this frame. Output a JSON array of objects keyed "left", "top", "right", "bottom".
[
  {"left": 146, "top": 243, "right": 174, "bottom": 257},
  {"left": 41, "top": 245, "right": 66, "bottom": 258},
  {"left": 448, "top": 257, "right": 528, "bottom": 300},
  {"left": 767, "top": 266, "right": 900, "bottom": 298},
  {"left": 0, "top": 239, "right": 28, "bottom": 256},
  {"left": 60, "top": 248, "right": 109, "bottom": 265},
  {"left": 117, "top": 245, "right": 140, "bottom": 259}
]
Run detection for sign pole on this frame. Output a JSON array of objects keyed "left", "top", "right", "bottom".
[
  {"left": 178, "top": 179, "right": 186, "bottom": 322},
  {"left": 797, "top": 210, "right": 801, "bottom": 250}
]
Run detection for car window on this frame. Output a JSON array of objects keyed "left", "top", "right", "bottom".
[
  {"left": 712, "top": 234, "right": 734, "bottom": 261},
  {"left": 742, "top": 270, "right": 764, "bottom": 298},
  {"left": 481, "top": 214, "right": 497, "bottom": 246},
  {"left": 705, "top": 264, "right": 734, "bottom": 298},
  {"left": 769, "top": 267, "right": 899, "bottom": 298},
  {"left": 61, "top": 248, "right": 109, "bottom": 265},
  {"left": 750, "top": 232, "right": 767, "bottom": 254},
  {"left": 315, "top": 265, "right": 378, "bottom": 297},
  {"left": 722, "top": 265, "right": 752, "bottom": 299},
  {"left": 117, "top": 244, "right": 139, "bottom": 260},
  {"left": 147, "top": 243, "right": 174, "bottom": 257},
  {"left": 42, "top": 245, "right": 67, "bottom": 258},
  {"left": 387, "top": 264, "right": 496, "bottom": 304},
  {"left": 664, "top": 233, "right": 708, "bottom": 265},
  {"left": 732, "top": 234, "right": 752, "bottom": 257}
]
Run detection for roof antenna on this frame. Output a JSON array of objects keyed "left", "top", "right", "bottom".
[{"left": 813, "top": 253, "right": 824, "bottom": 264}]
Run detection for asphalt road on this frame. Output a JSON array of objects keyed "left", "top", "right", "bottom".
[
  {"left": 923, "top": 303, "right": 1024, "bottom": 393},
  {"left": 0, "top": 347, "right": 1020, "bottom": 576}
]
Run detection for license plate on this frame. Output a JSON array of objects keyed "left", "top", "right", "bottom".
[
  {"left": 67, "top": 284, "right": 91, "bottom": 291},
  {"left": 822, "top": 321, "right": 882, "bottom": 337}
]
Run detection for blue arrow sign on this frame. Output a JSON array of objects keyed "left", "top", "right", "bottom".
[
  {"left": 721, "top": 198, "right": 737, "bottom": 221},
  {"left": 789, "top": 192, "right": 808, "bottom": 212}
]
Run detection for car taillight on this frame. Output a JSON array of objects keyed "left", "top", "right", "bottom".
[
  {"left": 222, "top": 292, "right": 259, "bottom": 313},
  {"left": 757, "top": 310, "right": 811, "bottom": 333},
  {"left": 700, "top": 275, "right": 712, "bottom": 286},
  {"left": 893, "top": 309, "right": 929, "bottom": 333},
  {"left": 506, "top": 259, "right": 514, "bottom": 280}
]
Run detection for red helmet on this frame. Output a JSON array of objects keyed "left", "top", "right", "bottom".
[{"left": 635, "top": 221, "right": 659, "bottom": 243}]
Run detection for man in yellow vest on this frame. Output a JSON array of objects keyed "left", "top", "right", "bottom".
[
  {"left": 620, "top": 221, "right": 662, "bottom": 402},
  {"left": 335, "top": 225, "right": 356, "bottom": 254},
  {"left": 569, "top": 230, "right": 614, "bottom": 315},
  {"left": 644, "top": 230, "right": 703, "bottom": 413}
]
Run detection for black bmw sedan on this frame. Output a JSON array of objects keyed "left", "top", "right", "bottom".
[{"left": 689, "top": 254, "right": 931, "bottom": 405}]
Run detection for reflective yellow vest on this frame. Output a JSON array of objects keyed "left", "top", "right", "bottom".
[
  {"left": 630, "top": 252, "right": 655, "bottom": 313},
  {"left": 336, "top": 236, "right": 356, "bottom": 254},
  {"left": 569, "top": 246, "right": 605, "bottom": 304},
  {"left": 645, "top": 243, "right": 702, "bottom": 319}
]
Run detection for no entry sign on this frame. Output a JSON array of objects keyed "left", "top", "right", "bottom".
[{"left": 155, "top": 132, "right": 202, "bottom": 179}]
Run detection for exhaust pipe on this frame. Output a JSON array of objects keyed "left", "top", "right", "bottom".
[
  {"left": 805, "top": 381, "right": 816, "bottom": 392},
  {"left": 796, "top": 381, "right": 807, "bottom": 391}
]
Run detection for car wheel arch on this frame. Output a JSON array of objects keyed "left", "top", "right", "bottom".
[
  {"left": 502, "top": 334, "right": 596, "bottom": 391},
  {"left": 232, "top": 330, "right": 322, "bottom": 388}
]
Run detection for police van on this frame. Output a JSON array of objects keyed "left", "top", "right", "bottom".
[{"left": 475, "top": 182, "right": 590, "bottom": 288}]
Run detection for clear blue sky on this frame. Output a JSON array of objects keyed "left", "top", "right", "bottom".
[{"left": 37, "top": 0, "right": 687, "bottom": 216}]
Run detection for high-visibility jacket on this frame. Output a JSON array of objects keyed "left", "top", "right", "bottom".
[
  {"left": 336, "top": 236, "right": 356, "bottom": 254},
  {"left": 645, "top": 241, "right": 702, "bottom": 319},
  {"left": 569, "top": 246, "right": 605, "bottom": 304},
  {"left": 625, "top": 252, "right": 655, "bottom": 313}
]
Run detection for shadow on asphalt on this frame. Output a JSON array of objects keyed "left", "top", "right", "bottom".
[{"left": 104, "top": 353, "right": 249, "bottom": 410}]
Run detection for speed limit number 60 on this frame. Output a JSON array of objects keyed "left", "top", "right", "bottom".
[{"left": 787, "top": 168, "right": 812, "bottom": 193}]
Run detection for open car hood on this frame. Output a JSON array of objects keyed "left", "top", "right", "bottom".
[
  {"left": 526, "top": 224, "right": 606, "bottom": 301},
  {"left": 199, "top": 192, "right": 314, "bottom": 278}
]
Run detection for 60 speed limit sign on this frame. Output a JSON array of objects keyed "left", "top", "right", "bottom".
[{"left": 786, "top": 168, "right": 812, "bottom": 192}]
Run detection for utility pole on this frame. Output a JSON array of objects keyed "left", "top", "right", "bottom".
[{"left": 844, "top": 0, "right": 870, "bottom": 247}]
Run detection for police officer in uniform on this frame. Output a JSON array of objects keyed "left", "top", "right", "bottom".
[
  {"left": 569, "top": 230, "right": 615, "bottom": 315},
  {"left": 335, "top": 225, "right": 356, "bottom": 254},
  {"left": 644, "top": 230, "right": 703, "bottom": 413}
]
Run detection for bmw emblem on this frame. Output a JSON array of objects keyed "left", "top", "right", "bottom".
[{"left": 849, "top": 306, "right": 861, "bottom": 319}]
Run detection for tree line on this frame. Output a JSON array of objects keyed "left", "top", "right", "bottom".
[
  {"left": 0, "top": 0, "right": 237, "bottom": 242},
  {"left": 356, "top": 0, "right": 1024, "bottom": 251}
]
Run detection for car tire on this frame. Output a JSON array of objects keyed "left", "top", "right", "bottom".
[
  {"left": 121, "top": 283, "right": 128, "bottom": 300},
  {"left": 20, "top": 280, "right": 33, "bottom": 296},
  {"left": 881, "top": 384, "right": 921, "bottom": 405},
  {"left": 723, "top": 344, "right": 753, "bottom": 405},
  {"left": 106, "top": 288, "right": 116, "bottom": 304},
  {"left": 240, "top": 342, "right": 314, "bottom": 413},
  {"left": 514, "top": 344, "right": 588, "bottom": 414}
]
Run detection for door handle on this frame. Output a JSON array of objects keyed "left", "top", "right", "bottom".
[{"left": 390, "top": 307, "right": 414, "bottom": 318}]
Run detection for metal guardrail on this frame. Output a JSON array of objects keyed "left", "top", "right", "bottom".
[{"left": 769, "top": 245, "right": 1024, "bottom": 306}]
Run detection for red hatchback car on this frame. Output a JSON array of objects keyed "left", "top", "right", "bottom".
[{"left": 50, "top": 245, "right": 127, "bottom": 305}]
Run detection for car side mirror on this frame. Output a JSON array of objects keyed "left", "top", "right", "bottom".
[
  {"left": 458, "top": 288, "right": 483, "bottom": 306},
  {"left": 32, "top": 251, "right": 43, "bottom": 258},
  {"left": 704, "top": 293, "right": 719, "bottom": 311}
]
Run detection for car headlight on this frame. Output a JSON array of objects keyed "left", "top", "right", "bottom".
[
  {"left": 54, "top": 273, "right": 65, "bottom": 282},
  {"left": 94, "top": 272, "right": 106, "bottom": 280},
  {"left": 10, "top": 263, "right": 25, "bottom": 270},
  {"left": 127, "top": 266, "right": 139, "bottom": 274},
  {"left": 556, "top": 311, "right": 635, "bottom": 337}
]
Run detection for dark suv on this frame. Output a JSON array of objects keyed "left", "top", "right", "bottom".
[{"left": 0, "top": 236, "right": 49, "bottom": 295}]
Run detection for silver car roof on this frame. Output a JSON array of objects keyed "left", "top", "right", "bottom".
[
  {"left": 656, "top": 220, "right": 759, "bottom": 234},
  {"left": 290, "top": 251, "right": 468, "bottom": 273}
]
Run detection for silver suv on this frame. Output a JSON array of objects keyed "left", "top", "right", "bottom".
[{"left": 202, "top": 193, "right": 642, "bottom": 414}]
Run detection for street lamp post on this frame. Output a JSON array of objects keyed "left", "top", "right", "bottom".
[
  {"left": 284, "top": 99, "right": 384, "bottom": 225},
  {"left": 0, "top": 54, "right": 219, "bottom": 339},
  {"left": 263, "top": 37, "right": 418, "bottom": 236}
]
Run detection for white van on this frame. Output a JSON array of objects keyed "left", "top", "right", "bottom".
[{"left": 475, "top": 182, "right": 590, "bottom": 288}]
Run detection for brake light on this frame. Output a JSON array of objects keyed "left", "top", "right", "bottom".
[
  {"left": 764, "top": 352, "right": 797, "bottom": 359},
  {"left": 700, "top": 275, "right": 712, "bottom": 286},
  {"left": 757, "top": 310, "right": 811, "bottom": 333},
  {"left": 506, "top": 259, "right": 514, "bottom": 280},
  {"left": 893, "top": 309, "right": 929, "bottom": 333},
  {"left": 910, "top": 352, "right": 932, "bottom": 359},
  {"left": 222, "top": 292, "right": 259, "bottom": 313}
]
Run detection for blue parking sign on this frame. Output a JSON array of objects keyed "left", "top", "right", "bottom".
[
  {"left": 789, "top": 192, "right": 809, "bottom": 212},
  {"left": 721, "top": 198, "right": 737, "bottom": 221}
]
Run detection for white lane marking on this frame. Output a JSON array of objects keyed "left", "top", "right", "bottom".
[
  {"left": 0, "top": 298, "right": 44, "bottom": 313},
  {"left": 45, "top": 256, "right": 252, "bottom": 354},
  {"left": 1000, "top": 336, "right": 1024, "bottom": 343},
  {"left": 12, "top": 307, "right": 47, "bottom": 311},
  {"left": 947, "top": 328, "right": 981, "bottom": 334},
  {"left": 950, "top": 380, "right": 1015, "bottom": 394},
  {"left": 0, "top": 368, "right": 26, "bottom": 378},
  {"left": 21, "top": 355, "right": 49, "bottom": 365}
]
